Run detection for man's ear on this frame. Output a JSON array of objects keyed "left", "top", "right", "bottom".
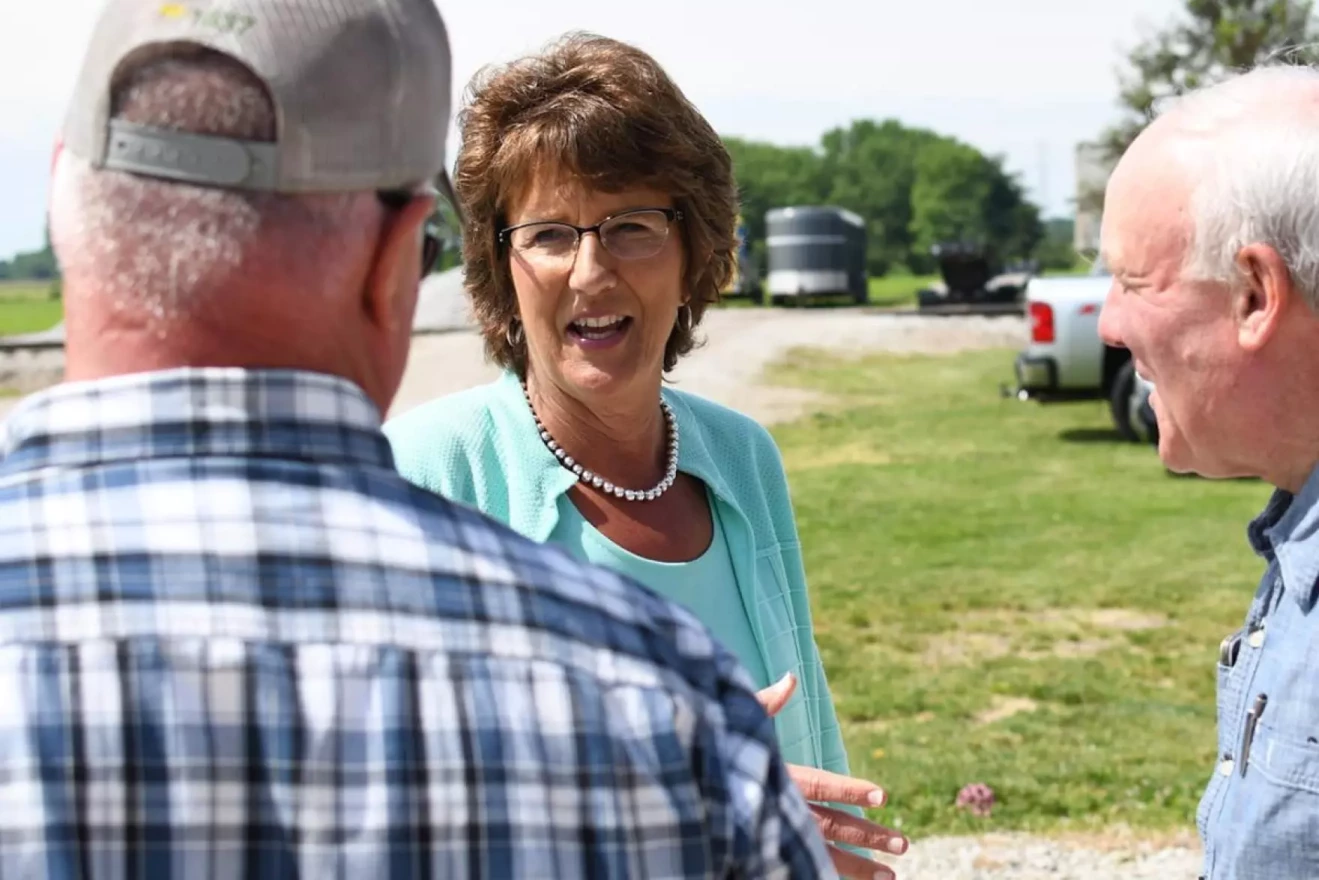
[
  {"left": 1235, "top": 243, "right": 1292, "bottom": 352},
  {"left": 363, "top": 193, "right": 436, "bottom": 332}
]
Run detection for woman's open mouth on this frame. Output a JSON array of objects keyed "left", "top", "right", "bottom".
[{"left": 567, "top": 315, "right": 632, "bottom": 349}]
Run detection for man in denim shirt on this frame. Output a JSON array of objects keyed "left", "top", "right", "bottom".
[{"left": 1099, "top": 64, "right": 1319, "bottom": 879}]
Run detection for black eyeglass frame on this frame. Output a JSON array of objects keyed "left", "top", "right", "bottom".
[
  {"left": 496, "top": 207, "right": 685, "bottom": 257},
  {"left": 378, "top": 189, "right": 443, "bottom": 277}
]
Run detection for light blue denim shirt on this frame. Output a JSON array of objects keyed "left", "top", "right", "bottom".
[{"left": 1198, "top": 465, "right": 1319, "bottom": 879}]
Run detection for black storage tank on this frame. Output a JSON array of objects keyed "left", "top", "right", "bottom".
[{"left": 764, "top": 206, "right": 867, "bottom": 304}]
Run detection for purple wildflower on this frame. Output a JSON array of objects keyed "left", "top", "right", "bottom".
[{"left": 955, "top": 783, "right": 995, "bottom": 817}]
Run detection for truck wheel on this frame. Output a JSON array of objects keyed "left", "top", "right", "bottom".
[
  {"left": 1109, "top": 359, "right": 1140, "bottom": 442},
  {"left": 1138, "top": 395, "right": 1160, "bottom": 447}
]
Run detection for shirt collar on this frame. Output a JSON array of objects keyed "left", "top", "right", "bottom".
[
  {"left": 1251, "top": 464, "right": 1319, "bottom": 612},
  {"left": 0, "top": 367, "right": 394, "bottom": 476}
]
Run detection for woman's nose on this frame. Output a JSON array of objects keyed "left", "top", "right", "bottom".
[{"left": 569, "top": 233, "right": 617, "bottom": 293}]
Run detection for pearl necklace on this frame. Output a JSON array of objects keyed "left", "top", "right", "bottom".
[{"left": 522, "top": 382, "right": 680, "bottom": 502}]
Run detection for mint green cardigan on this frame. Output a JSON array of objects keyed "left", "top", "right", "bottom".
[{"left": 383, "top": 370, "right": 851, "bottom": 777}]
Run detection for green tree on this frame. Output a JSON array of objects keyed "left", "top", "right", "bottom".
[
  {"left": 1084, "top": 0, "right": 1318, "bottom": 212},
  {"left": 723, "top": 136, "right": 825, "bottom": 267},
  {"left": 0, "top": 217, "right": 59, "bottom": 284},
  {"left": 907, "top": 139, "right": 1041, "bottom": 272},
  {"left": 7, "top": 248, "right": 56, "bottom": 281},
  {"left": 818, "top": 119, "right": 944, "bottom": 275},
  {"left": 986, "top": 169, "right": 1045, "bottom": 264},
  {"left": 1035, "top": 218, "right": 1082, "bottom": 271},
  {"left": 723, "top": 120, "right": 1043, "bottom": 277},
  {"left": 909, "top": 140, "right": 996, "bottom": 257}
]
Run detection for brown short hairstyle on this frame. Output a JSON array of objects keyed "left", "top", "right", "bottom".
[{"left": 453, "top": 32, "right": 739, "bottom": 376}]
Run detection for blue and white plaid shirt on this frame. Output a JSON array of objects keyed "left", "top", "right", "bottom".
[{"left": 0, "top": 367, "right": 834, "bottom": 879}]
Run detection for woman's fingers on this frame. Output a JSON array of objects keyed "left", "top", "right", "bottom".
[
  {"left": 754, "top": 673, "right": 797, "bottom": 717},
  {"left": 788, "top": 763, "right": 887, "bottom": 808},
  {"left": 811, "top": 803, "right": 908, "bottom": 855}
]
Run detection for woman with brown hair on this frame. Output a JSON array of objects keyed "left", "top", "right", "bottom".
[{"left": 385, "top": 32, "right": 906, "bottom": 876}]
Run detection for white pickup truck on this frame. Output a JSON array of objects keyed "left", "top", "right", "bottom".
[{"left": 1010, "top": 261, "right": 1157, "bottom": 443}]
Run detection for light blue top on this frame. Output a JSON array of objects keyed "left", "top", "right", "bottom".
[
  {"left": 1197, "top": 463, "right": 1319, "bottom": 879},
  {"left": 548, "top": 490, "right": 771, "bottom": 689},
  {"left": 383, "top": 370, "right": 851, "bottom": 776}
]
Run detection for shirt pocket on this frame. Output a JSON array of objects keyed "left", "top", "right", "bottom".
[
  {"left": 1197, "top": 663, "right": 1234, "bottom": 842},
  {"left": 1228, "top": 720, "right": 1319, "bottom": 879},
  {"left": 1199, "top": 628, "right": 1246, "bottom": 845},
  {"left": 1249, "top": 719, "right": 1319, "bottom": 793},
  {"left": 1215, "top": 628, "right": 1247, "bottom": 746}
]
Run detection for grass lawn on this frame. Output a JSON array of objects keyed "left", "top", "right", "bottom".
[
  {"left": 769, "top": 347, "right": 1271, "bottom": 838},
  {"left": 0, "top": 280, "right": 63, "bottom": 336}
]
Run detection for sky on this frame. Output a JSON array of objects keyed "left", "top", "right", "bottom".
[{"left": 0, "top": 0, "right": 1185, "bottom": 260}]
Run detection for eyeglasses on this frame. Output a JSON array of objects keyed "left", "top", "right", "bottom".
[
  {"left": 499, "top": 208, "right": 683, "bottom": 266},
  {"left": 378, "top": 189, "right": 443, "bottom": 277}
]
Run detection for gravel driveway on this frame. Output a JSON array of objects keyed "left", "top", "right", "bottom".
[
  {"left": 0, "top": 302, "right": 1206, "bottom": 878},
  {"left": 879, "top": 828, "right": 1201, "bottom": 879},
  {"left": 392, "top": 307, "right": 1028, "bottom": 424}
]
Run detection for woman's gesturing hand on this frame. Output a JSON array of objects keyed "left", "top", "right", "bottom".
[{"left": 757, "top": 674, "right": 909, "bottom": 880}]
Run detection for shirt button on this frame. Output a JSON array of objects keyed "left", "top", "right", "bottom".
[
  {"left": 1248, "top": 624, "right": 1266, "bottom": 649},
  {"left": 1219, "top": 756, "right": 1235, "bottom": 776}
]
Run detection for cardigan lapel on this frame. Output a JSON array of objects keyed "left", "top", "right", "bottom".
[
  {"left": 660, "top": 389, "right": 778, "bottom": 685},
  {"left": 490, "top": 369, "right": 776, "bottom": 688}
]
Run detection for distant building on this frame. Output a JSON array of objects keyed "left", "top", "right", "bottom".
[{"left": 1073, "top": 142, "right": 1114, "bottom": 256}]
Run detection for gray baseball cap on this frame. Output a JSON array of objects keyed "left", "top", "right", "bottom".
[{"left": 60, "top": 0, "right": 458, "bottom": 212}]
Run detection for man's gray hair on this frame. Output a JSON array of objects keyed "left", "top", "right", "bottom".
[
  {"left": 1161, "top": 63, "right": 1319, "bottom": 308},
  {"left": 50, "top": 46, "right": 378, "bottom": 320}
]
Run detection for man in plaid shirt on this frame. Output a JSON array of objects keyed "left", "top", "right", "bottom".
[{"left": 0, "top": 0, "right": 839, "bottom": 877}]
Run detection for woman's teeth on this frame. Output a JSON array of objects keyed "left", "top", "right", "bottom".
[{"left": 570, "top": 316, "right": 628, "bottom": 338}]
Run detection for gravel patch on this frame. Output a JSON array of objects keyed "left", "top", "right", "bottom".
[
  {"left": 667, "top": 308, "right": 1025, "bottom": 424},
  {"left": 392, "top": 307, "right": 1027, "bottom": 425},
  {"left": 877, "top": 829, "right": 1202, "bottom": 879},
  {"left": 0, "top": 347, "right": 65, "bottom": 412},
  {"left": 0, "top": 303, "right": 1027, "bottom": 426}
]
